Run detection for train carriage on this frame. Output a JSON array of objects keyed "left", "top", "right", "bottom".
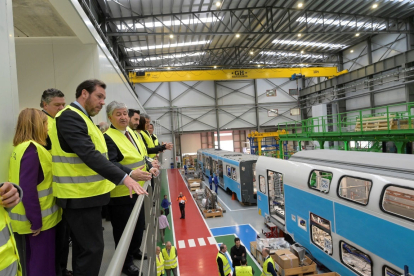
[{"left": 256, "top": 150, "right": 414, "bottom": 276}]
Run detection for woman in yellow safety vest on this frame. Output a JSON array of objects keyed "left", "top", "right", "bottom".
[
  {"left": 0, "top": 182, "right": 23, "bottom": 276},
  {"left": 8, "top": 108, "right": 61, "bottom": 276}
]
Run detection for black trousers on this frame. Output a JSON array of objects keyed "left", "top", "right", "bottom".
[
  {"left": 64, "top": 206, "right": 104, "bottom": 276},
  {"left": 164, "top": 208, "right": 170, "bottom": 217},
  {"left": 55, "top": 216, "right": 71, "bottom": 276},
  {"left": 108, "top": 202, "right": 145, "bottom": 267},
  {"left": 179, "top": 203, "right": 185, "bottom": 218}
]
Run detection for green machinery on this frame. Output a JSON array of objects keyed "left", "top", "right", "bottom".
[{"left": 276, "top": 102, "right": 414, "bottom": 158}]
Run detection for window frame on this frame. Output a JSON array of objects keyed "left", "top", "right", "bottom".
[
  {"left": 382, "top": 265, "right": 402, "bottom": 276},
  {"left": 226, "top": 165, "right": 231, "bottom": 178},
  {"left": 231, "top": 166, "right": 237, "bottom": 181},
  {"left": 339, "top": 240, "right": 373, "bottom": 276},
  {"left": 309, "top": 213, "right": 333, "bottom": 255},
  {"left": 259, "top": 175, "right": 266, "bottom": 194},
  {"left": 380, "top": 184, "right": 414, "bottom": 223},
  {"left": 308, "top": 169, "right": 333, "bottom": 193},
  {"left": 337, "top": 175, "right": 373, "bottom": 206}
]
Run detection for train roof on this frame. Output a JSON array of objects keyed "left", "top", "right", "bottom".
[
  {"left": 290, "top": 150, "right": 414, "bottom": 180},
  {"left": 222, "top": 154, "right": 259, "bottom": 162}
]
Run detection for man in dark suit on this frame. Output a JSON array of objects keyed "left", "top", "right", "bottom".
[
  {"left": 49, "top": 79, "right": 148, "bottom": 276},
  {"left": 103, "top": 101, "right": 158, "bottom": 276}
]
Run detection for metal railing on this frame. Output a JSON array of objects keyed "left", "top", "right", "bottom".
[
  {"left": 105, "top": 174, "right": 161, "bottom": 276},
  {"left": 277, "top": 102, "right": 414, "bottom": 138}
]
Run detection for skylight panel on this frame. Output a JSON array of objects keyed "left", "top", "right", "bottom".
[
  {"left": 126, "top": 40, "right": 211, "bottom": 51},
  {"left": 117, "top": 17, "right": 219, "bottom": 30},
  {"left": 296, "top": 17, "right": 387, "bottom": 30},
  {"left": 272, "top": 39, "right": 346, "bottom": 49}
]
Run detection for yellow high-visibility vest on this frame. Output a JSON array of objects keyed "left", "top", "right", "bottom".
[
  {"left": 8, "top": 141, "right": 62, "bottom": 234},
  {"left": 216, "top": 252, "right": 231, "bottom": 276},
  {"left": 105, "top": 127, "right": 147, "bottom": 197},
  {"left": 132, "top": 130, "right": 148, "bottom": 157},
  {"left": 235, "top": 265, "right": 253, "bottom": 275},
  {"left": 0, "top": 206, "right": 22, "bottom": 276},
  {"left": 162, "top": 246, "right": 177, "bottom": 269},
  {"left": 262, "top": 256, "right": 276, "bottom": 276},
  {"left": 152, "top": 134, "right": 159, "bottom": 146},
  {"left": 156, "top": 254, "right": 164, "bottom": 276},
  {"left": 141, "top": 130, "right": 157, "bottom": 158},
  {"left": 46, "top": 115, "right": 54, "bottom": 132},
  {"left": 49, "top": 105, "right": 115, "bottom": 199}
]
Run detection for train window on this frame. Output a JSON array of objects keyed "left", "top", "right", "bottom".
[
  {"left": 268, "top": 170, "right": 285, "bottom": 221},
  {"left": 340, "top": 241, "right": 372, "bottom": 276},
  {"left": 381, "top": 185, "right": 414, "bottom": 221},
  {"left": 213, "top": 160, "right": 217, "bottom": 175},
  {"left": 259, "top": 175, "right": 266, "bottom": 194},
  {"left": 310, "top": 213, "right": 332, "bottom": 255},
  {"left": 338, "top": 176, "right": 372, "bottom": 205},
  {"left": 309, "top": 170, "right": 333, "bottom": 193},
  {"left": 383, "top": 266, "right": 402, "bottom": 276},
  {"left": 226, "top": 165, "right": 231, "bottom": 177},
  {"left": 232, "top": 167, "right": 237, "bottom": 180},
  {"left": 252, "top": 163, "right": 257, "bottom": 194}
]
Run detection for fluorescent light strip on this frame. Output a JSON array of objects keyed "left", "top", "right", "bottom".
[
  {"left": 126, "top": 40, "right": 210, "bottom": 51},
  {"left": 296, "top": 17, "right": 386, "bottom": 30},
  {"left": 259, "top": 51, "right": 324, "bottom": 59},
  {"left": 131, "top": 52, "right": 205, "bottom": 62},
  {"left": 272, "top": 39, "right": 346, "bottom": 49},
  {"left": 117, "top": 17, "right": 219, "bottom": 30}
]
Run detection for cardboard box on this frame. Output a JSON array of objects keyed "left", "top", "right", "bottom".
[
  {"left": 256, "top": 249, "right": 264, "bottom": 266},
  {"left": 250, "top": 241, "right": 257, "bottom": 259},
  {"left": 277, "top": 256, "right": 317, "bottom": 276},
  {"left": 272, "top": 249, "right": 299, "bottom": 269}
]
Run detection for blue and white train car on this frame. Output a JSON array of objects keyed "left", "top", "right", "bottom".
[
  {"left": 196, "top": 148, "right": 226, "bottom": 176},
  {"left": 219, "top": 154, "right": 258, "bottom": 204},
  {"left": 256, "top": 150, "right": 414, "bottom": 276}
]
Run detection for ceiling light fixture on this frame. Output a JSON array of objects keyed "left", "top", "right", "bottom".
[
  {"left": 216, "top": 1, "right": 221, "bottom": 7},
  {"left": 355, "top": 33, "right": 360, "bottom": 37},
  {"left": 272, "top": 39, "right": 347, "bottom": 49},
  {"left": 257, "top": 64, "right": 261, "bottom": 67},
  {"left": 350, "top": 50, "right": 354, "bottom": 53},
  {"left": 169, "top": 34, "right": 174, "bottom": 38},
  {"left": 301, "top": 50, "right": 304, "bottom": 54},
  {"left": 298, "top": 33, "right": 302, "bottom": 37},
  {"left": 167, "top": 67, "right": 171, "bottom": 69},
  {"left": 298, "top": 3, "right": 303, "bottom": 8},
  {"left": 295, "top": 17, "right": 386, "bottom": 30},
  {"left": 372, "top": 3, "right": 378, "bottom": 8},
  {"left": 117, "top": 17, "right": 220, "bottom": 30},
  {"left": 214, "top": 66, "right": 217, "bottom": 68},
  {"left": 127, "top": 40, "right": 211, "bottom": 51},
  {"left": 236, "top": 34, "right": 240, "bottom": 38},
  {"left": 250, "top": 51, "right": 254, "bottom": 55}
]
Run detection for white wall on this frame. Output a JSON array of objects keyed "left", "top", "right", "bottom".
[
  {"left": 181, "top": 133, "right": 201, "bottom": 154},
  {"left": 15, "top": 37, "right": 143, "bottom": 123},
  {"left": 0, "top": 0, "right": 19, "bottom": 180}
]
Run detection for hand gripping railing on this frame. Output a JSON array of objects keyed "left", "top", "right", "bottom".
[{"left": 105, "top": 174, "right": 161, "bottom": 275}]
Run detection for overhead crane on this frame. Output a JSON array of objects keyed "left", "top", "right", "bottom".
[{"left": 129, "top": 67, "right": 348, "bottom": 83}]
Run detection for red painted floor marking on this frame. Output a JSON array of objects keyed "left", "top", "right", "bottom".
[{"left": 168, "top": 169, "right": 219, "bottom": 276}]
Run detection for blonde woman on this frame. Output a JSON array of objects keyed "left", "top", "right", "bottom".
[{"left": 9, "top": 108, "right": 61, "bottom": 276}]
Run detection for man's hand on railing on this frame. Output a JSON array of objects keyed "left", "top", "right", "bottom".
[
  {"left": 149, "top": 168, "right": 160, "bottom": 177},
  {"left": 151, "top": 160, "right": 160, "bottom": 169},
  {"left": 123, "top": 176, "right": 148, "bottom": 197},
  {"left": 130, "top": 165, "right": 152, "bottom": 182}
]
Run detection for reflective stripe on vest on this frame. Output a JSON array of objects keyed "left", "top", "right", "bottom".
[
  {"left": 156, "top": 254, "right": 164, "bottom": 276},
  {"left": 261, "top": 256, "right": 275, "bottom": 276},
  {"left": 133, "top": 130, "right": 148, "bottom": 156},
  {"left": 141, "top": 130, "right": 157, "bottom": 158},
  {"left": 235, "top": 266, "right": 253, "bottom": 275},
  {"left": 0, "top": 207, "right": 21, "bottom": 276},
  {"left": 0, "top": 261, "right": 18, "bottom": 276},
  {"left": 162, "top": 247, "right": 177, "bottom": 269},
  {"left": 8, "top": 141, "right": 62, "bottom": 234},
  {"left": 216, "top": 252, "right": 231, "bottom": 276},
  {"left": 105, "top": 127, "right": 147, "bottom": 197},
  {"left": 50, "top": 105, "right": 115, "bottom": 199}
]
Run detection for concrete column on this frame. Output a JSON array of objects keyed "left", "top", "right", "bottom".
[
  {"left": 214, "top": 81, "right": 220, "bottom": 149},
  {"left": 0, "top": 0, "right": 19, "bottom": 178}
]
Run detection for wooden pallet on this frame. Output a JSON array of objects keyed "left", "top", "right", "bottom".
[
  {"left": 276, "top": 256, "right": 317, "bottom": 276},
  {"left": 190, "top": 185, "right": 200, "bottom": 191},
  {"left": 203, "top": 209, "right": 223, "bottom": 218},
  {"left": 355, "top": 115, "right": 395, "bottom": 131}
]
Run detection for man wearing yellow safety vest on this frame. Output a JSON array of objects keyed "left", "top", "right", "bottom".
[
  {"left": 261, "top": 248, "right": 278, "bottom": 276},
  {"left": 233, "top": 258, "right": 254, "bottom": 276},
  {"left": 49, "top": 79, "right": 148, "bottom": 275},
  {"left": 104, "top": 101, "right": 158, "bottom": 276},
  {"left": 148, "top": 123, "right": 159, "bottom": 146},
  {"left": 217, "top": 244, "right": 231, "bottom": 276},
  {"left": 40, "top": 89, "right": 72, "bottom": 276},
  {"left": 156, "top": 246, "right": 164, "bottom": 276},
  {"left": 0, "top": 182, "right": 23, "bottom": 276},
  {"left": 162, "top": 241, "right": 178, "bottom": 276}
]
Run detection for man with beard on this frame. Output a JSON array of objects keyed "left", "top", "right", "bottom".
[{"left": 49, "top": 79, "right": 148, "bottom": 275}]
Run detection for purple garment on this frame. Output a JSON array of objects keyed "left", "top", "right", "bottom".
[
  {"left": 158, "top": 215, "right": 170, "bottom": 229},
  {"left": 20, "top": 143, "right": 44, "bottom": 230},
  {"left": 25, "top": 227, "right": 56, "bottom": 276}
]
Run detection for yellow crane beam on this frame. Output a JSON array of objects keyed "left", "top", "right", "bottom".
[{"left": 129, "top": 67, "right": 348, "bottom": 83}]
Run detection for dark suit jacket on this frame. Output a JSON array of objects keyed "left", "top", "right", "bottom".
[
  {"left": 55, "top": 103, "right": 126, "bottom": 209},
  {"left": 104, "top": 125, "right": 152, "bottom": 205},
  {"left": 139, "top": 130, "right": 166, "bottom": 154}
]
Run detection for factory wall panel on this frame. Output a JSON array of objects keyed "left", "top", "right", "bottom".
[
  {"left": 216, "top": 80, "right": 255, "bottom": 105},
  {"left": 0, "top": 0, "right": 19, "bottom": 180},
  {"left": 181, "top": 133, "right": 202, "bottom": 154},
  {"left": 371, "top": 34, "right": 407, "bottom": 63}
]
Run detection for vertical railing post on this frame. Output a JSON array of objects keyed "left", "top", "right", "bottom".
[
  {"left": 359, "top": 110, "right": 363, "bottom": 132},
  {"left": 387, "top": 106, "right": 390, "bottom": 132}
]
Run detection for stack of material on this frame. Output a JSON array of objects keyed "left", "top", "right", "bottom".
[
  {"left": 185, "top": 176, "right": 201, "bottom": 191},
  {"left": 192, "top": 186, "right": 224, "bottom": 218}
]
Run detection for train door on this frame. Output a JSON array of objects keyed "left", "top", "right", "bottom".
[
  {"left": 267, "top": 170, "right": 285, "bottom": 224},
  {"left": 218, "top": 160, "right": 224, "bottom": 187},
  {"left": 213, "top": 160, "right": 218, "bottom": 176},
  {"left": 252, "top": 162, "right": 257, "bottom": 198}
]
